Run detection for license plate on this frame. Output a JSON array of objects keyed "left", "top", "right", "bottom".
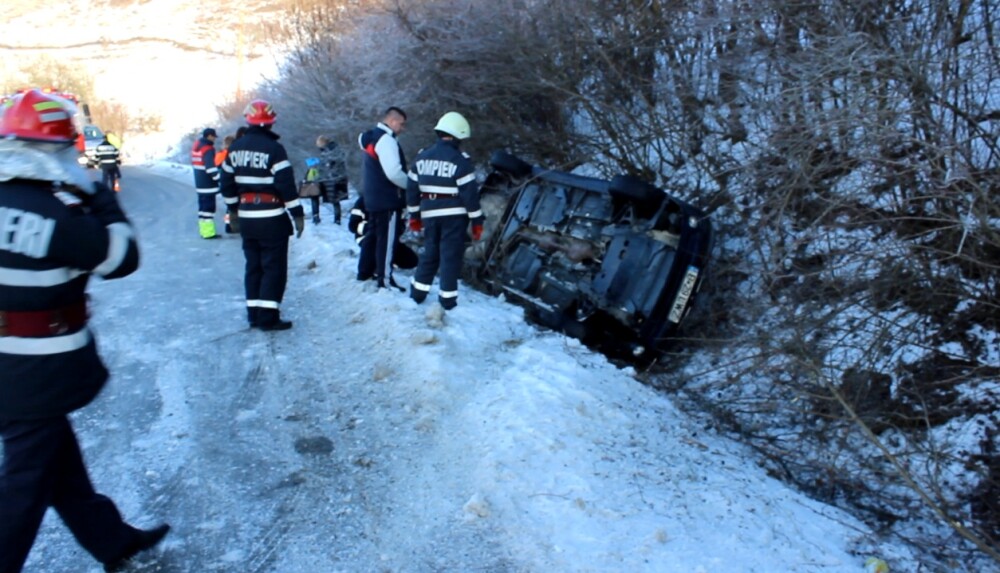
[{"left": 668, "top": 267, "right": 700, "bottom": 323}]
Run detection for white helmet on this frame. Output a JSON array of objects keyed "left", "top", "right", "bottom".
[{"left": 434, "top": 111, "right": 471, "bottom": 140}]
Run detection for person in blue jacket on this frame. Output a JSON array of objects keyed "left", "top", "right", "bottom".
[
  {"left": 0, "top": 89, "right": 169, "bottom": 573},
  {"left": 357, "top": 106, "right": 408, "bottom": 290}
]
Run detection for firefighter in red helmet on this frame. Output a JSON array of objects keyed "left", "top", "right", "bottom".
[
  {"left": 0, "top": 89, "right": 169, "bottom": 572},
  {"left": 219, "top": 99, "right": 305, "bottom": 330}
]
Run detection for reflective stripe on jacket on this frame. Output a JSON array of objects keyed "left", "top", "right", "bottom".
[
  {"left": 406, "top": 139, "right": 482, "bottom": 223},
  {"left": 0, "top": 178, "right": 139, "bottom": 419},
  {"left": 219, "top": 126, "right": 304, "bottom": 240},
  {"left": 191, "top": 137, "right": 219, "bottom": 191}
]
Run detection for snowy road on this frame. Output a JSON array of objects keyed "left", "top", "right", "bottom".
[
  {"left": 18, "top": 165, "right": 887, "bottom": 573},
  {"left": 24, "top": 167, "right": 513, "bottom": 572}
]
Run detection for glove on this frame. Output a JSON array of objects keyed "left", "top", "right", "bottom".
[
  {"left": 409, "top": 217, "right": 423, "bottom": 233},
  {"left": 86, "top": 183, "right": 126, "bottom": 225},
  {"left": 294, "top": 215, "right": 305, "bottom": 238},
  {"left": 229, "top": 210, "right": 240, "bottom": 233},
  {"left": 471, "top": 224, "right": 484, "bottom": 241}
]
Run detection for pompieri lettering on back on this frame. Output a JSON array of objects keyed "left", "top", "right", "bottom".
[
  {"left": 415, "top": 159, "right": 457, "bottom": 178},
  {"left": 0, "top": 206, "right": 56, "bottom": 259},
  {"left": 228, "top": 149, "right": 271, "bottom": 169}
]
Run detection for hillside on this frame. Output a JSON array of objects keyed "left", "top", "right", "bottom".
[{"left": 0, "top": 0, "right": 291, "bottom": 132}]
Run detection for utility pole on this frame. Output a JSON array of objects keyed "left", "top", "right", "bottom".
[{"left": 236, "top": 11, "right": 245, "bottom": 101}]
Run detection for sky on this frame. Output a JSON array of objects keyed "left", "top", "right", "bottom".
[{"left": 18, "top": 160, "right": 913, "bottom": 573}]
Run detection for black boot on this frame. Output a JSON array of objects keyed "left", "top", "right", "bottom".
[
  {"left": 439, "top": 297, "right": 458, "bottom": 310},
  {"left": 258, "top": 318, "right": 293, "bottom": 331},
  {"left": 103, "top": 524, "right": 170, "bottom": 572},
  {"left": 410, "top": 285, "right": 427, "bottom": 304},
  {"left": 388, "top": 276, "right": 406, "bottom": 293},
  {"left": 257, "top": 308, "right": 292, "bottom": 330}
]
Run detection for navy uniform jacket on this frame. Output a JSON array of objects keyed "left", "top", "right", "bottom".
[
  {"left": 406, "top": 139, "right": 483, "bottom": 226},
  {"left": 191, "top": 136, "right": 219, "bottom": 192},
  {"left": 358, "top": 123, "right": 407, "bottom": 212},
  {"left": 94, "top": 139, "right": 120, "bottom": 171},
  {"left": 219, "top": 126, "right": 304, "bottom": 240},
  {"left": 0, "top": 180, "right": 139, "bottom": 420}
]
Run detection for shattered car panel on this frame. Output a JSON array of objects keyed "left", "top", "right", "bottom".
[{"left": 465, "top": 152, "right": 713, "bottom": 362}]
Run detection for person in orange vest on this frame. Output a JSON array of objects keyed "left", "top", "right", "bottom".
[{"left": 191, "top": 128, "right": 221, "bottom": 239}]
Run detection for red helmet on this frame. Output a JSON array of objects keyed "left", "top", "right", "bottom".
[
  {"left": 243, "top": 99, "right": 276, "bottom": 126},
  {"left": 0, "top": 89, "right": 78, "bottom": 143}
]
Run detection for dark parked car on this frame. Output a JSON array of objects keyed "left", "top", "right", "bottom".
[
  {"left": 463, "top": 152, "right": 713, "bottom": 363},
  {"left": 77, "top": 124, "right": 105, "bottom": 169}
]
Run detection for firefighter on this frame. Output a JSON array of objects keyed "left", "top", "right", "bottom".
[
  {"left": 357, "top": 106, "right": 408, "bottom": 290},
  {"left": 405, "top": 111, "right": 483, "bottom": 310},
  {"left": 94, "top": 134, "right": 121, "bottom": 191},
  {"left": 220, "top": 99, "right": 305, "bottom": 331},
  {"left": 0, "top": 89, "right": 169, "bottom": 573},
  {"left": 191, "top": 127, "right": 221, "bottom": 239}
]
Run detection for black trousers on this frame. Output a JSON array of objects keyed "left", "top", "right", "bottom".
[
  {"left": 366, "top": 210, "right": 399, "bottom": 286},
  {"left": 100, "top": 166, "right": 119, "bottom": 190},
  {"left": 319, "top": 180, "right": 346, "bottom": 222},
  {"left": 411, "top": 216, "right": 468, "bottom": 306},
  {"left": 242, "top": 235, "right": 290, "bottom": 325},
  {"left": 357, "top": 231, "right": 376, "bottom": 281},
  {"left": 0, "top": 417, "right": 138, "bottom": 573}
]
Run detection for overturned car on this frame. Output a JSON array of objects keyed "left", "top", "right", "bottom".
[{"left": 463, "top": 152, "right": 713, "bottom": 363}]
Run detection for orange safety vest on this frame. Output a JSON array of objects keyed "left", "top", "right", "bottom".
[{"left": 191, "top": 139, "right": 212, "bottom": 167}]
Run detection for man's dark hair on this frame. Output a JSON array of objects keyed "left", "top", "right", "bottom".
[{"left": 383, "top": 106, "right": 407, "bottom": 120}]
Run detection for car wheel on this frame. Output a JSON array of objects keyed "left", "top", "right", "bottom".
[
  {"left": 609, "top": 175, "right": 663, "bottom": 204},
  {"left": 490, "top": 151, "right": 532, "bottom": 178}
]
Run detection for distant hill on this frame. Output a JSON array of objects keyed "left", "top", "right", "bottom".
[{"left": 0, "top": 0, "right": 293, "bottom": 133}]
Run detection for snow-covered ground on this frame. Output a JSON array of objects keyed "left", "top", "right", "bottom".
[{"left": 16, "top": 160, "right": 911, "bottom": 573}]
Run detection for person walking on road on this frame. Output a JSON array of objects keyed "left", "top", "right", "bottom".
[
  {"left": 191, "top": 127, "right": 221, "bottom": 239},
  {"left": 358, "top": 106, "right": 408, "bottom": 290},
  {"left": 94, "top": 134, "right": 121, "bottom": 191},
  {"left": 0, "top": 89, "right": 169, "bottom": 573},
  {"left": 406, "top": 112, "right": 484, "bottom": 310},
  {"left": 220, "top": 99, "right": 305, "bottom": 331}
]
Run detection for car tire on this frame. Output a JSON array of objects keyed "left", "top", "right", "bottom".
[
  {"left": 609, "top": 175, "right": 663, "bottom": 204},
  {"left": 490, "top": 151, "right": 532, "bottom": 178}
]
